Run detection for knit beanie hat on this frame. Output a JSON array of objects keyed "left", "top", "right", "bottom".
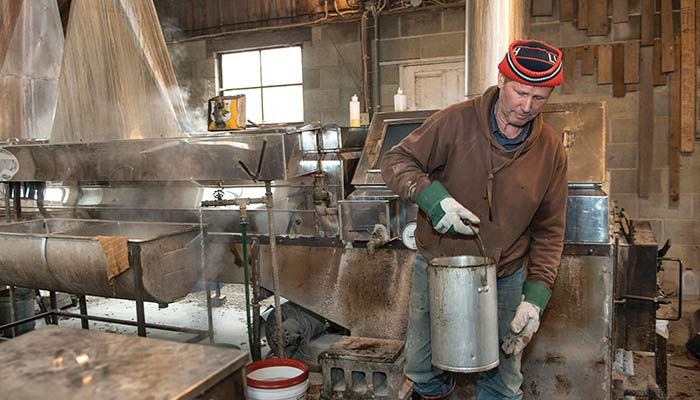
[{"left": 498, "top": 39, "right": 563, "bottom": 87}]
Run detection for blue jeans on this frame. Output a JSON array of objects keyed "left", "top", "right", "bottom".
[{"left": 405, "top": 253, "right": 525, "bottom": 400}]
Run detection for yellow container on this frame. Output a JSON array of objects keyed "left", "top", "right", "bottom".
[{"left": 208, "top": 95, "right": 246, "bottom": 131}]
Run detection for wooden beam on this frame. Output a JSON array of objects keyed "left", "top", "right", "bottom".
[
  {"left": 612, "top": 43, "right": 626, "bottom": 97},
  {"left": 680, "top": 0, "right": 696, "bottom": 153},
  {"left": 612, "top": 0, "right": 629, "bottom": 23},
  {"left": 560, "top": 0, "right": 575, "bottom": 21},
  {"left": 598, "top": 44, "right": 613, "bottom": 84},
  {"left": 624, "top": 40, "right": 639, "bottom": 83},
  {"left": 563, "top": 47, "right": 576, "bottom": 94},
  {"left": 669, "top": 35, "right": 681, "bottom": 206},
  {"left": 587, "top": 0, "right": 608, "bottom": 36},
  {"left": 532, "top": 0, "right": 554, "bottom": 16},
  {"left": 582, "top": 44, "right": 596, "bottom": 75},
  {"left": 661, "top": 0, "right": 675, "bottom": 72},
  {"left": 641, "top": 0, "right": 655, "bottom": 46},
  {"left": 653, "top": 39, "right": 667, "bottom": 85},
  {"left": 578, "top": 0, "right": 588, "bottom": 29},
  {"left": 638, "top": 45, "right": 654, "bottom": 198}
]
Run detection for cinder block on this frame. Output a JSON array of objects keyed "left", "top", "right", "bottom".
[
  {"left": 320, "top": 336, "right": 412, "bottom": 400},
  {"left": 559, "top": 21, "right": 609, "bottom": 47},
  {"left": 304, "top": 45, "right": 339, "bottom": 68},
  {"left": 420, "top": 32, "right": 464, "bottom": 59},
  {"left": 609, "top": 169, "right": 638, "bottom": 194},
  {"left": 638, "top": 194, "right": 694, "bottom": 219},
  {"left": 443, "top": 8, "right": 465, "bottom": 32},
  {"left": 663, "top": 220, "right": 700, "bottom": 246},
  {"left": 679, "top": 167, "right": 700, "bottom": 194},
  {"left": 654, "top": 117, "right": 669, "bottom": 143},
  {"left": 379, "top": 38, "right": 421, "bottom": 62},
  {"left": 530, "top": 22, "right": 562, "bottom": 45},
  {"left": 380, "top": 65, "right": 400, "bottom": 85},
  {"left": 321, "top": 67, "right": 356, "bottom": 89},
  {"left": 400, "top": 11, "right": 442, "bottom": 37},
  {"left": 653, "top": 86, "right": 669, "bottom": 117},
  {"left": 321, "top": 22, "right": 360, "bottom": 44},
  {"left": 610, "top": 193, "right": 639, "bottom": 218},
  {"left": 652, "top": 141, "right": 669, "bottom": 168},
  {"left": 304, "top": 68, "right": 321, "bottom": 90},
  {"left": 610, "top": 118, "right": 639, "bottom": 143},
  {"left": 381, "top": 14, "right": 400, "bottom": 38},
  {"left": 612, "top": 15, "right": 641, "bottom": 42},
  {"left": 607, "top": 94, "right": 639, "bottom": 118},
  {"left": 607, "top": 143, "right": 638, "bottom": 169},
  {"left": 304, "top": 88, "right": 340, "bottom": 111}
]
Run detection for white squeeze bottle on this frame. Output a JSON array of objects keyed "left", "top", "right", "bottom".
[
  {"left": 349, "top": 95, "right": 361, "bottom": 127},
  {"left": 683, "top": 268, "right": 699, "bottom": 301},
  {"left": 394, "top": 87, "right": 407, "bottom": 111}
]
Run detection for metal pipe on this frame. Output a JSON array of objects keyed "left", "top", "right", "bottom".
[
  {"left": 56, "top": 311, "right": 208, "bottom": 335},
  {"left": 8, "top": 286, "right": 16, "bottom": 338},
  {"left": 79, "top": 295, "right": 89, "bottom": 330},
  {"left": 205, "top": 280, "right": 214, "bottom": 343},
  {"left": 49, "top": 291, "right": 58, "bottom": 324},
  {"left": 265, "top": 180, "right": 285, "bottom": 358},
  {"left": 3, "top": 183, "right": 10, "bottom": 222},
  {"left": 240, "top": 204, "right": 255, "bottom": 355},
  {"left": 360, "top": 10, "right": 370, "bottom": 113},
  {"left": 371, "top": 6, "right": 381, "bottom": 114},
  {"left": 250, "top": 238, "right": 262, "bottom": 361},
  {"left": 12, "top": 183, "right": 21, "bottom": 221}
]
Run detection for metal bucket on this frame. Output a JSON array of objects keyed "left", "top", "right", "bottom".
[{"left": 427, "top": 255, "right": 499, "bottom": 372}]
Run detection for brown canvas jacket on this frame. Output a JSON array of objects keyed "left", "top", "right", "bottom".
[{"left": 381, "top": 86, "right": 568, "bottom": 288}]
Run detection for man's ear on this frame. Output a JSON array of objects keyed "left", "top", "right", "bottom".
[{"left": 497, "top": 72, "right": 506, "bottom": 89}]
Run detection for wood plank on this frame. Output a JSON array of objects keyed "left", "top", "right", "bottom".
[
  {"left": 612, "top": 0, "right": 629, "bottom": 23},
  {"left": 680, "top": 0, "right": 696, "bottom": 152},
  {"left": 598, "top": 44, "right": 613, "bottom": 84},
  {"left": 582, "top": 45, "right": 596, "bottom": 75},
  {"left": 641, "top": 0, "right": 655, "bottom": 46},
  {"left": 624, "top": 40, "right": 640, "bottom": 83},
  {"left": 563, "top": 47, "right": 576, "bottom": 94},
  {"left": 653, "top": 39, "right": 667, "bottom": 85},
  {"left": 578, "top": 0, "right": 588, "bottom": 29},
  {"left": 638, "top": 45, "right": 654, "bottom": 198},
  {"left": 560, "top": 0, "right": 575, "bottom": 21},
  {"left": 532, "top": 0, "right": 554, "bottom": 16},
  {"left": 612, "top": 43, "right": 626, "bottom": 97},
  {"left": 587, "top": 0, "right": 608, "bottom": 36},
  {"left": 661, "top": 0, "right": 675, "bottom": 72},
  {"left": 669, "top": 35, "right": 681, "bottom": 206}
]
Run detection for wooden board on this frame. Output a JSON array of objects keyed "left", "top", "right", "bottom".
[
  {"left": 598, "top": 44, "right": 613, "bottom": 84},
  {"left": 563, "top": 47, "right": 576, "bottom": 94},
  {"left": 680, "top": 0, "right": 696, "bottom": 153},
  {"left": 641, "top": 0, "right": 655, "bottom": 46},
  {"left": 624, "top": 40, "right": 640, "bottom": 83},
  {"left": 638, "top": 45, "right": 654, "bottom": 198},
  {"left": 578, "top": 0, "right": 588, "bottom": 29},
  {"left": 0, "top": 0, "right": 23, "bottom": 67},
  {"left": 587, "top": 0, "right": 608, "bottom": 36},
  {"left": 653, "top": 39, "right": 667, "bottom": 85},
  {"left": 560, "top": 0, "right": 575, "bottom": 21},
  {"left": 661, "top": 0, "right": 675, "bottom": 72},
  {"left": 612, "top": 0, "right": 629, "bottom": 23},
  {"left": 532, "top": 0, "right": 554, "bottom": 16},
  {"left": 582, "top": 45, "right": 596, "bottom": 75},
  {"left": 669, "top": 35, "right": 681, "bottom": 206},
  {"left": 612, "top": 43, "right": 626, "bottom": 97}
]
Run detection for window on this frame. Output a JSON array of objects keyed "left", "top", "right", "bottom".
[{"left": 220, "top": 46, "right": 304, "bottom": 125}]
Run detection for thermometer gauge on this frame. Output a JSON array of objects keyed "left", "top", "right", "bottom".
[{"left": 401, "top": 222, "right": 417, "bottom": 250}]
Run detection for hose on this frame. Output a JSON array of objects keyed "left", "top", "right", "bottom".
[{"left": 241, "top": 220, "right": 254, "bottom": 354}]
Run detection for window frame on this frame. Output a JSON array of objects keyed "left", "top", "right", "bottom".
[{"left": 217, "top": 45, "right": 304, "bottom": 124}]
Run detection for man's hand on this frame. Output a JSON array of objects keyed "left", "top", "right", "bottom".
[
  {"left": 501, "top": 300, "right": 541, "bottom": 355},
  {"left": 434, "top": 198, "right": 480, "bottom": 235},
  {"left": 415, "top": 181, "right": 480, "bottom": 236}
]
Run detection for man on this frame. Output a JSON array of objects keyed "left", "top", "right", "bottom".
[{"left": 381, "top": 40, "right": 568, "bottom": 400}]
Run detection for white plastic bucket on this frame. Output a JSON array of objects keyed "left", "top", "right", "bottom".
[{"left": 246, "top": 358, "right": 309, "bottom": 400}]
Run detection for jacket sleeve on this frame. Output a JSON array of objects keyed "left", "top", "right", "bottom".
[
  {"left": 527, "top": 143, "right": 568, "bottom": 290},
  {"left": 380, "top": 115, "right": 448, "bottom": 202}
]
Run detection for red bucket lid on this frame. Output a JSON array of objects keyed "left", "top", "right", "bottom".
[{"left": 246, "top": 358, "right": 309, "bottom": 389}]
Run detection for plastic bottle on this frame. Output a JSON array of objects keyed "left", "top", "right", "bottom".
[
  {"left": 394, "top": 87, "right": 407, "bottom": 111},
  {"left": 349, "top": 94, "right": 360, "bottom": 127},
  {"left": 683, "top": 268, "right": 700, "bottom": 301}
]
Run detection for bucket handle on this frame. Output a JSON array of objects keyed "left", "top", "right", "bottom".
[{"left": 478, "top": 266, "right": 489, "bottom": 293}]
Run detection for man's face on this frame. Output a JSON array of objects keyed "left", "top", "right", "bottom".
[{"left": 496, "top": 73, "right": 553, "bottom": 127}]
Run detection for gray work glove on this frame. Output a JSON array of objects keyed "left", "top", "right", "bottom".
[
  {"left": 416, "top": 181, "right": 479, "bottom": 236},
  {"left": 501, "top": 299, "right": 541, "bottom": 355}
]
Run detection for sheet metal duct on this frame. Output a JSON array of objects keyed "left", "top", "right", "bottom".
[{"left": 464, "top": 0, "right": 529, "bottom": 97}]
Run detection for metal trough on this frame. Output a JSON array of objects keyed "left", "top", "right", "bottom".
[{"left": 0, "top": 219, "right": 203, "bottom": 303}]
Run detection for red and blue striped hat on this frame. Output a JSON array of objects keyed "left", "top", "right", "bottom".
[{"left": 498, "top": 39, "right": 563, "bottom": 87}]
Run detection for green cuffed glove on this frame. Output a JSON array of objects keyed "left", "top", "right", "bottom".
[
  {"left": 501, "top": 280, "right": 552, "bottom": 355},
  {"left": 415, "top": 181, "right": 479, "bottom": 236}
]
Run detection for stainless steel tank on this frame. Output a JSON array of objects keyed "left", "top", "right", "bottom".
[{"left": 427, "top": 255, "right": 499, "bottom": 372}]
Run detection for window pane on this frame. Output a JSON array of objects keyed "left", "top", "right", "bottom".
[
  {"left": 224, "top": 89, "right": 262, "bottom": 125},
  {"left": 221, "top": 51, "right": 261, "bottom": 90},
  {"left": 262, "top": 85, "right": 304, "bottom": 123},
  {"left": 261, "top": 47, "right": 302, "bottom": 86}
]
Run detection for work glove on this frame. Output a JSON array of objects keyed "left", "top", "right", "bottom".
[
  {"left": 502, "top": 299, "right": 540, "bottom": 355},
  {"left": 415, "top": 181, "right": 479, "bottom": 236}
]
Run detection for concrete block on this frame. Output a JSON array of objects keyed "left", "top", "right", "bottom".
[
  {"left": 608, "top": 93, "right": 639, "bottom": 118},
  {"left": 380, "top": 64, "right": 400, "bottom": 85},
  {"left": 322, "top": 22, "right": 360, "bottom": 44},
  {"left": 679, "top": 165, "right": 700, "bottom": 193},
  {"left": 420, "top": 32, "right": 465, "bottom": 59},
  {"left": 206, "top": 28, "right": 311, "bottom": 55},
  {"left": 654, "top": 86, "right": 669, "bottom": 117},
  {"left": 322, "top": 110, "right": 346, "bottom": 125},
  {"left": 443, "top": 8, "right": 465, "bottom": 32},
  {"left": 559, "top": 21, "right": 610, "bottom": 47},
  {"left": 193, "top": 58, "right": 216, "bottom": 79},
  {"left": 304, "top": 110, "right": 322, "bottom": 124},
  {"left": 312, "top": 26, "right": 323, "bottom": 45},
  {"left": 638, "top": 194, "right": 694, "bottom": 219},
  {"left": 380, "top": 14, "right": 400, "bottom": 38},
  {"left": 321, "top": 67, "right": 359, "bottom": 89},
  {"left": 610, "top": 118, "right": 639, "bottom": 143},
  {"left": 380, "top": 84, "right": 399, "bottom": 110},
  {"left": 695, "top": 194, "right": 700, "bottom": 218},
  {"left": 612, "top": 15, "right": 641, "bottom": 42},
  {"left": 379, "top": 38, "right": 421, "bottom": 62},
  {"left": 303, "top": 45, "right": 339, "bottom": 68},
  {"left": 607, "top": 143, "right": 638, "bottom": 168},
  {"left": 610, "top": 193, "right": 639, "bottom": 218},
  {"left": 304, "top": 88, "right": 340, "bottom": 112},
  {"left": 400, "top": 11, "right": 442, "bottom": 37},
  {"left": 303, "top": 68, "right": 321, "bottom": 90},
  {"left": 654, "top": 116, "right": 669, "bottom": 143},
  {"left": 609, "top": 169, "right": 638, "bottom": 194},
  {"left": 663, "top": 220, "right": 700, "bottom": 246},
  {"left": 653, "top": 140, "right": 668, "bottom": 168},
  {"left": 663, "top": 245, "right": 700, "bottom": 270},
  {"left": 530, "top": 22, "right": 562, "bottom": 46}
]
